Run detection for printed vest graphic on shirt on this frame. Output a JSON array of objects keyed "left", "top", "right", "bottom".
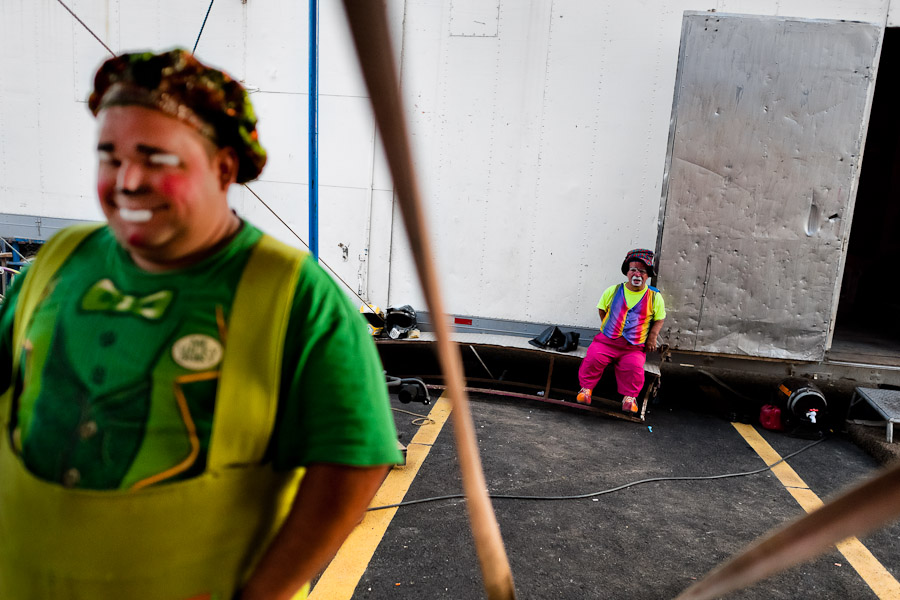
[
  {"left": 601, "top": 284, "right": 657, "bottom": 345},
  {"left": 16, "top": 272, "right": 227, "bottom": 490},
  {"left": 9, "top": 226, "right": 254, "bottom": 492}
]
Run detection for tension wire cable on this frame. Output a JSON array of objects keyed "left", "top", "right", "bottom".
[
  {"left": 192, "top": 0, "right": 216, "bottom": 55},
  {"left": 56, "top": 0, "right": 116, "bottom": 58},
  {"left": 0, "top": 239, "right": 33, "bottom": 264},
  {"left": 243, "top": 184, "right": 386, "bottom": 323},
  {"left": 368, "top": 434, "right": 828, "bottom": 511}
]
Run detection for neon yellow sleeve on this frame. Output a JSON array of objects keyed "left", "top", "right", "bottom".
[
  {"left": 596, "top": 285, "right": 618, "bottom": 311},
  {"left": 652, "top": 291, "right": 667, "bottom": 321}
]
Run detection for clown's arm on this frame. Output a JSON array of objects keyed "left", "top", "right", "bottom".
[{"left": 645, "top": 319, "right": 665, "bottom": 352}]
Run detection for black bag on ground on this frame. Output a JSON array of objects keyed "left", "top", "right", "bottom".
[
  {"left": 529, "top": 326, "right": 566, "bottom": 349},
  {"left": 558, "top": 331, "right": 580, "bottom": 352}
]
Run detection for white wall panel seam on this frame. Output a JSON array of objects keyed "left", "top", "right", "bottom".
[
  {"left": 477, "top": 2, "right": 503, "bottom": 305},
  {"left": 382, "top": 0, "right": 411, "bottom": 305},
  {"left": 577, "top": 3, "right": 610, "bottom": 317},
  {"left": 524, "top": 0, "right": 557, "bottom": 323}
]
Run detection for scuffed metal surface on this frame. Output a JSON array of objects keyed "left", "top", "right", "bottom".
[{"left": 658, "top": 13, "right": 879, "bottom": 361}]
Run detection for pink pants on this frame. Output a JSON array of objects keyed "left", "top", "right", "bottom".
[{"left": 578, "top": 331, "right": 646, "bottom": 396}]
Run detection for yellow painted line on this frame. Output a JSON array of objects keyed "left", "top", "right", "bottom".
[
  {"left": 732, "top": 423, "right": 900, "bottom": 599},
  {"left": 307, "top": 393, "right": 453, "bottom": 600}
]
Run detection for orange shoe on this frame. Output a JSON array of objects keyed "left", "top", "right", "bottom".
[
  {"left": 622, "top": 396, "right": 639, "bottom": 413},
  {"left": 576, "top": 388, "right": 592, "bottom": 405}
]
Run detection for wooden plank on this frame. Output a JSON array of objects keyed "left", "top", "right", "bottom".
[{"left": 543, "top": 356, "right": 555, "bottom": 398}]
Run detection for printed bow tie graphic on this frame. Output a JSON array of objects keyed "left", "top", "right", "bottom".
[{"left": 81, "top": 279, "right": 173, "bottom": 320}]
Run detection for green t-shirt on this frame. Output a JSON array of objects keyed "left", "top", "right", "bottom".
[{"left": 0, "top": 223, "right": 401, "bottom": 489}]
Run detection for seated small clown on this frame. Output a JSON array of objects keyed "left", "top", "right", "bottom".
[{"left": 576, "top": 249, "right": 666, "bottom": 413}]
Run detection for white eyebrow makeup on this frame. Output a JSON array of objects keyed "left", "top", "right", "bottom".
[{"left": 147, "top": 153, "right": 181, "bottom": 167}]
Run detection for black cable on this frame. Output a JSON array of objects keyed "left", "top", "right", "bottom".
[
  {"left": 368, "top": 435, "right": 827, "bottom": 511},
  {"left": 697, "top": 369, "right": 758, "bottom": 404},
  {"left": 192, "top": 0, "right": 216, "bottom": 55}
]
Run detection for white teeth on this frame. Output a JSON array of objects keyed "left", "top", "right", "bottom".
[{"left": 119, "top": 207, "right": 153, "bottom": 223}]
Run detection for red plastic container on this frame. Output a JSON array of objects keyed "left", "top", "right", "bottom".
[{"left": 759, "top": 404, "right": 784, "bottom": 431}]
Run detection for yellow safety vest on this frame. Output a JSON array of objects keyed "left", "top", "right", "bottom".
[{"left": 0, "top": 224, "right": 309, "bottom": 600}]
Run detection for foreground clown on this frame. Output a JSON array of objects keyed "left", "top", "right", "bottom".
[
  {"left": 576, "top": 249, "right": 666, "bottom": 413},
  {"left": 0, "top": 50, "right": 401, "bottom": 599}
]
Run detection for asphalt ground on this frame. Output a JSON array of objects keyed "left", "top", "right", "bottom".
[{"left": 308, "top": 386, "right": 900, "bottom": 600}]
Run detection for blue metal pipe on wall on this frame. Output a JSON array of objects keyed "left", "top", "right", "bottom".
[{"left": 309, "top": 0, "right": 319, "bottom": 261}]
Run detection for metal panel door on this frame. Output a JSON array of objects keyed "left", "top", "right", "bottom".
[{"left": 657, "top": 13, "right": 880, "bottom": 361}]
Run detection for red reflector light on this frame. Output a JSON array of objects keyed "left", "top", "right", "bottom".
[{"left": 454, "top": 318, "right": 473, "bottom": 325}]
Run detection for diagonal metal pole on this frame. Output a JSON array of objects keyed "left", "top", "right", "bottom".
[
  {"left": 676, "top": 459, "right": 900, "bottom": 599},
  {"left": 340, "top": 2, "right": 517, "bottom": 599}
]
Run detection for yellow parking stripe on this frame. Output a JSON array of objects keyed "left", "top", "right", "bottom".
[
  {"left": 307, "top": 393, "right": 453, "bottom": 599},
  {"left": 733, "top": 423, "right": 900, "bottom": 599}
]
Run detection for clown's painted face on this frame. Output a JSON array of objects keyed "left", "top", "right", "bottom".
[
  {"left": 625, "top": 261, "right": 649, "bottom": 291},
  {"left": 96, "top": 105, "right": 238, "bottom": 271}
]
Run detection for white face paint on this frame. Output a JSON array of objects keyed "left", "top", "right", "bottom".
[
  {"left": 148, "top": 153, "right": 181, "bottom": 167},
  {"left": 631, "top": 275, "right": 643, "bottom": 286},
  {"left": 119, "top": 207, "right": 153, "bottom": 223}
]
